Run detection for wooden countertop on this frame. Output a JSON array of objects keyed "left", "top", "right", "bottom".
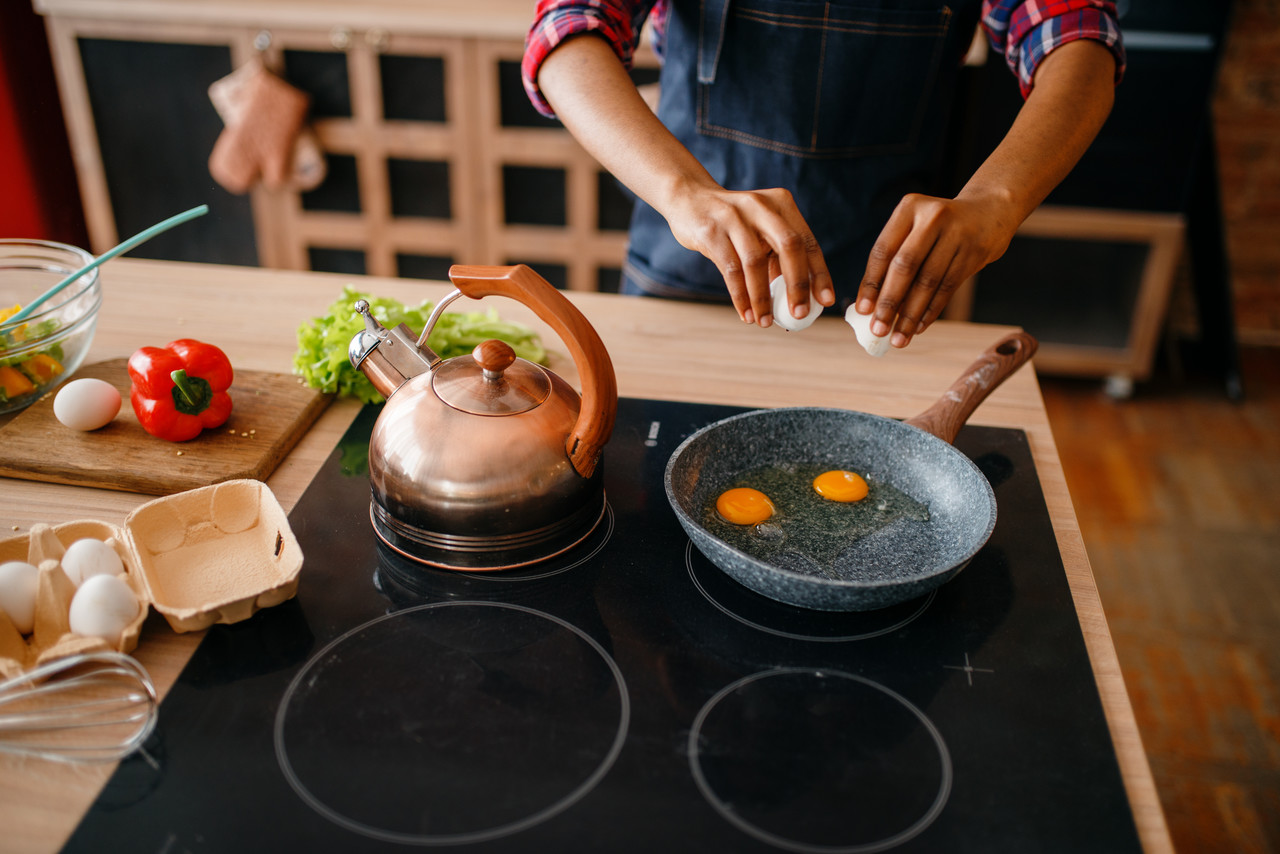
[
  {"left": 33, "top": 0, "right": 545, "bottom": 39},
  {"left": 0, "top": 258, "right": 1172, "bottom": 853}
]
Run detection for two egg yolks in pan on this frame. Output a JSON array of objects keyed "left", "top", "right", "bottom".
[{"left": 715, "top": 470, "right": 869, "bottom": 526}]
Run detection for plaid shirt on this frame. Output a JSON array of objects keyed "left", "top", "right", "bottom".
[{"left": 523, "top": 0, "right": 1125, "bottom": 117}]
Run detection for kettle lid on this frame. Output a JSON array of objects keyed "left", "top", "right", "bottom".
[{"left": 432, "top": 339, "right": 551, "bottom": 415}]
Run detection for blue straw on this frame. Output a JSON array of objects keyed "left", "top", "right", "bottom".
[{"left": 5, "top": 204, "right": 209, "bottom": 325}]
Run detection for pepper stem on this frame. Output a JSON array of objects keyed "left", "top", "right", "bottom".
[{"left": 170, "top": 368, "right": 199, "bottom": 407}]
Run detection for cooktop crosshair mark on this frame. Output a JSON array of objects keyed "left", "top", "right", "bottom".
[{"left": 64, "top": 398, "right": 1141, "bottom": 854}]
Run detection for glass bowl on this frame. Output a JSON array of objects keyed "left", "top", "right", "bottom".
[{"left": 0, "top": 239, "right": 102, "bottom": 415}]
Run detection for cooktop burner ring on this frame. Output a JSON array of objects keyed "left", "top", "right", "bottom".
[
  {"left": 447, "top": 502, "right": 615, "bottom": 583},
  {"left": 375, "top": 504, "right": 615, "bottom": 598},
  {"left": 273, "top": 601, "right": 631, "bottom": 847},
  {"left": 688, "top": 667, "right": 952, "bottom": 853},
  {"left": 684, "top": 542, "right": 936, "bottom": 642}
]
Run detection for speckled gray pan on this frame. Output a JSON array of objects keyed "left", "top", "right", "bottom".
[{"left": 664, "top": 407, "right": 996, "bottom": 612}]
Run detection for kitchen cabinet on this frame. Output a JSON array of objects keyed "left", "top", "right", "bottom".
[
  {"left": 943, "top": 205, "right": 1184, "bottom": 396},
  {"left": 35, "top": 0, "right": 658, "bottom": 292}
]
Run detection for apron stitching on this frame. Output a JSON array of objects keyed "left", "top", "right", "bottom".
[
  {"left": 902, "top": 7, "right": 954, "bottom": 152},
  {"left": 697, "top": 0, "right": 707, "bottom": 82},
  {"left": 699, "top": 123, "right": 918, "bottom": 159},
  {"left": 735, "top": 9, "right": 948, "bottom": 35},
  {"left": 811, "top": 3, "right": 830, "bottom": 151}
]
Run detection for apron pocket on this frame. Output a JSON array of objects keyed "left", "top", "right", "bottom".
[{"left": 697, "top": 1, "right": 953, "bottom": 158}]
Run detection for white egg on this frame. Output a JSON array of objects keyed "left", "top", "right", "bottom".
[
  {"left": 68, "top": 574, "right": 140, "bottom": 647},
  {"left": 60, "top": 537, "right": 125, "bottom": 587},
  {"left": 769, "top": 275, "right": 819, "bottom": 332},
  {"left": 0, "top": 560, "right": 40, "bottom": 635},
  {"left": 844, "top": 304, "right": 891, "bottom": 357},
  {"left": 53, "top": 377, "right": 122, "bottom": 431}
]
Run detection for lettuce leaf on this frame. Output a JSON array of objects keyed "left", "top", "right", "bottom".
[{"left": 294, "top": 285, "right": 547, "bottom": 404}]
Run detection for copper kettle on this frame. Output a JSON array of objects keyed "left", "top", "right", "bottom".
[{"left": 348, "top": 265, "right": 617, "bottom": 570}]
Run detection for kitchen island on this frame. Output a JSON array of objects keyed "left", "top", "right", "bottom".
[{"left": 0, "top": 258, "right": 1171, "bottom": 853}]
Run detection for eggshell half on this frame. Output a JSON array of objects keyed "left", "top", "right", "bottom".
[
  {"left": 845, "top": 305, "right": 891, "bottom": 357},
  {"left": 769, "top": 276, "right": 819, "bottom": 332}
]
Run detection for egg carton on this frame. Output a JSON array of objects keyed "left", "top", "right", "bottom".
[{"left": 0, "top": 479, "right": 303, "bottom": 679}]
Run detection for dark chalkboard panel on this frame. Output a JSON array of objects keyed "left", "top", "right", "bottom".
[
  {"left": 308, "top": 246, "right": 365, "bottom": 276},
  {"left": 596, "top": 170, "right": 634, "bottom": 233},
  {"left": 388, "top": 159, "right": 451, "bottom": 219},
  {"left": 504, "top": 260, "right": 566, "bottom": 290},
  {"left": 282, "top": 49, "right": 351, "bottom": 119},
  {"left": 971, "top": 236, "right": 1150, "bottom": 350},
  {"left": 78, "top": 38, "right": 258, "bottom": 265},
  {"left": 597, "top": 267, "right": 623, "bottom": 294},
  {"left": 502, "top": 165, "right": 565, "bottom": 227},
  {"left": 381, "top": 55, "right": 446, "bottom": 123},
  {"left": 396, "top": 253, "right": 454, "bottom": 282},
  {"left": 301, "top": 154, "right": 360, "bottom": 213}
]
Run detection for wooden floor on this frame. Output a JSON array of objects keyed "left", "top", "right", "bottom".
[{"left": 1040, "top": 344, "right": 1280, "bottom": 854}]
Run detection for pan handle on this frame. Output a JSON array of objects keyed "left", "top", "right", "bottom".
[{"left": 903, "top": 331, "right": 1038, "bottom": 445}]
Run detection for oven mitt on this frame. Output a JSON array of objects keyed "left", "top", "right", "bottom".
[{"left": 208, "top": 60, "right": 323, "bottom": 194}]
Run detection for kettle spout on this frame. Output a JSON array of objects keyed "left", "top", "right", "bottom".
[{"left": 348, "top": 299, "right": 436, "bottom": 397}]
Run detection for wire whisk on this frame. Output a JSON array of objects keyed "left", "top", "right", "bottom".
[{"left": 0, "top": 651, "right": 158, "bottom": 764}]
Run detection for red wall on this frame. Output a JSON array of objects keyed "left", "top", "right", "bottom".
[{"left": 0, "top": 1, "right": 88, "bottom": 246}]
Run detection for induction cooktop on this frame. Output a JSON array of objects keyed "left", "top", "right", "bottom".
[{"left": 64, "top": 398, "right": 1142, "bottom": 853}]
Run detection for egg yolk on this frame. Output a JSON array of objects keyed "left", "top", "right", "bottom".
[
  {"left": 812, "top": 470, "right": 869, "bottom": 502},
  {"left": 716, "top": 487, "right": 775, "bottom": 525}
]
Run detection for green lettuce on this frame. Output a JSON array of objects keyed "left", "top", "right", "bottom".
[{"left": 294, "top": 285, "right": 547, "bottom": 404}]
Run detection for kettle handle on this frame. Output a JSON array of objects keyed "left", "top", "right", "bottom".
[{"left": 446, "top": 264, "right": 618, "bottom": 479}]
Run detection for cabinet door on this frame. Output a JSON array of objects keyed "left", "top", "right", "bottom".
[
  {"left": 258, "top": 29, "right": 475, "bottom": 279},
  {"left": 74, "top": 34, "right": 258, "bottom": 265},
  {"left": 472, "top": 39, "right": 661, "bottom": 293}
]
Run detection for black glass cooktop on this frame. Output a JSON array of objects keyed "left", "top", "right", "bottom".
[{"left": 65, "top": 398, "right": 1142, "bottom": 853}]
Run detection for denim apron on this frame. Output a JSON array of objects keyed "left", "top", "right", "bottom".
[{"left": 621, "top": 0, "right": 984, "bottom": 305}]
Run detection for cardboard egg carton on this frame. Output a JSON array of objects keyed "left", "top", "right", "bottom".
[{"left": 0, "top": 479, "right": 303, "bottom": 679}]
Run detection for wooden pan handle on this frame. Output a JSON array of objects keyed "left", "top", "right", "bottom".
[
  {"left": 447, "top": 264, "right": 618, "bottom": 478},
  {"left": 903, "top": 331, "right": 1038, "bottom": 445}
]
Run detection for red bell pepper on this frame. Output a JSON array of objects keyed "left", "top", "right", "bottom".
[{"left": 128, "top": 339, "right": 234, "bottom": 441}]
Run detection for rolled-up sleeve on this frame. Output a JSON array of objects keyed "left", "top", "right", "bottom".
[
  {"left": 522, "top": 0, "right": 657, "bottom": 118},
  {"left": 983, "top": 0, "right": 1126, "bottom": 98}
]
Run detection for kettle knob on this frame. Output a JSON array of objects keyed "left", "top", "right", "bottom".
[
  {"left": 446, "top": 264, "right": 617, "bottom": 479},
  {"left": 473, "top": 339, "right": 516, "bottom": 378}
]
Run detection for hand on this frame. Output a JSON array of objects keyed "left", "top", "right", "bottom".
[
  {"left": 854, "top": 192, "right": 1018, "bottom": 348},
  {"left": 536, "top": 35, "right": 835, "bottom": 327},
  {"left": 663, "top": 185, "right": 836, "bottom": 327}
]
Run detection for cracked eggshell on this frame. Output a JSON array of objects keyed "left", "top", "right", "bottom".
[
  {"left": 769, "top": 275, "right": 819, "bottom": 332},
  {"left": 845, "top": 304, "right": 891, "bottom": 357}
]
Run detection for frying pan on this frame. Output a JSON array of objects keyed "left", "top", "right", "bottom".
[{"left": 664, "top": 332, "right": 1037, "bottom": 611}]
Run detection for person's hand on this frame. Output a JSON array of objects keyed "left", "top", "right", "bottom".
[
  {"left": 663, "top": 185, "right": 836, "bottom": 327},
  {"left": 854, "top": 192, "right": 1019, "bottom": 348}
]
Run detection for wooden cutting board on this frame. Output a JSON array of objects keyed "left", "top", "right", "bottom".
[{"left": 0, "top": 359, "right": 333, "bottom": 495}]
